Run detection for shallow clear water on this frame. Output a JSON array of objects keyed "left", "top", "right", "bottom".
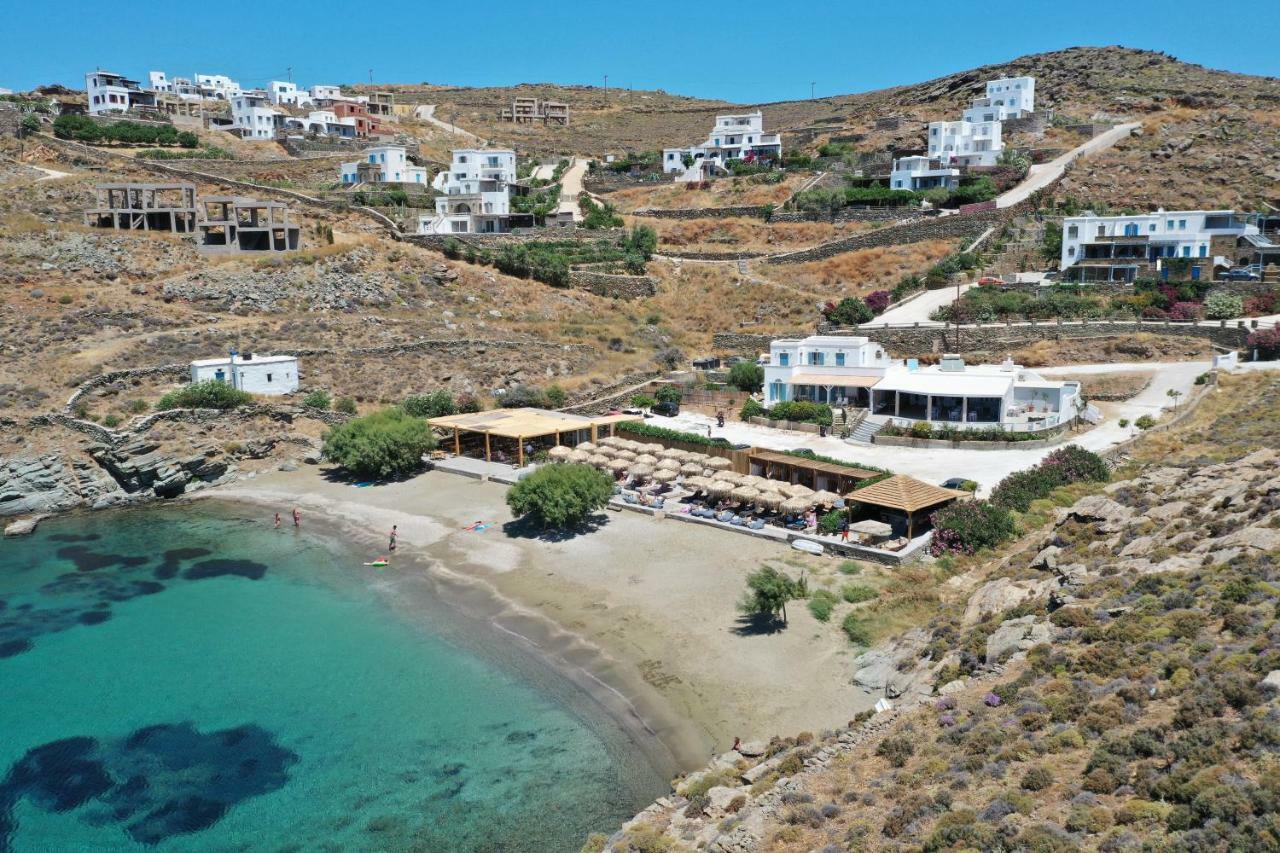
[{"left": 0, "top": 504, "right": 665, "bottom": 851}]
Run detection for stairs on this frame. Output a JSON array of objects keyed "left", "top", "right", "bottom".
[
  {"left": 847, "top": 414, "right": 887, "bottom": 446},
  {"left": 831, "top": 407, "right": 848, "bottom": 430}
]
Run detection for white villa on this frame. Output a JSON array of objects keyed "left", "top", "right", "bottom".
[
  {"left": 339, "top": 145, "right": 429, "bottom": 185},
  {"left": 763, "top": 336, "right": 1080, "bottom": 431},
  {"left": 190, "top": 353, "right": 299, "bottom": 395},
  {"left": 230, "top": 90, "right": 283, "bottom": 140},
  {"left": 86, "top": 71, "right": 155, "bottom": 115},
  {"left": 417, "top": 148, "right": 518, "bottom": 234},
  {"left": 194, "top": 74, "right": 242, "bottom": 100},
  {"left": 662, "top": 111, "right": 783, "bottom": 182},
  {"left": 285, "top": 109, "right": 358, "bottom": 138},
  {"left": 962, "top": 76, "right": 1036, "bottom": 123},
  {"left": 1060, "top": 209, "right": 1258, "bottom": 282},
  {"left": 889, "top": 155, "right": 960, "bottom": 191},
  {"left": 927, "top": 118, "right": 1003, "bottom": 167},
  {"left": 269, "top": 80, "right": 313, "bottom": 108},
  {"left": 310, "top": 84, "right": 344, "bottom": 102},
  {"left": 147, "top": 71, "right": 200, "bottom": 100}
]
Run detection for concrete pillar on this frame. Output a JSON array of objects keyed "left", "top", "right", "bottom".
[
  {"left": 894, "top": 392, "right": 900, "bottom": 417},
  {"left": 961, "top": 397, "right": 968, "bottom": 423},
  {"left": 484, "top": 432, "right": 491, "bottom": 461},
  {"left": 927, "top": 395, "right": 934, "bottom": 422}
]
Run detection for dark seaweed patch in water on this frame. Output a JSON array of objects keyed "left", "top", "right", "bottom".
[
  {"left": 183, "top": 559, "right": 268, "bottom": 581},
  {"left": 0, "top": 723, "right": 296, "bottom": 848},
  {"left": 77, "top": 611, "right": 112, "bottom": 626},
  {"left": 504, "top": 730, "right": 537, "bottom": 744},
  {"left": 0, "top": 639, "right": 33, "bottom": 659},
  {"left": 54, "top": 546, "right": 149, "bottom": 573},
  {"left": 154, "top": 548, "right": 213, "bottom": 581},
  {"left": 47, "top": 533, "right": 102, "bottom": 543}
]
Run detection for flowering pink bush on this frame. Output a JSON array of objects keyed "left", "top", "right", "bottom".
[
  {"left": 864, "top": 290, "right": 892, "bottom": 315},
  {"left": 1247, "top": 327, "right": 1280, "bottom": 360},
  {"left": 1168, "top": 301, "right": 1202, "bottom": 321}
]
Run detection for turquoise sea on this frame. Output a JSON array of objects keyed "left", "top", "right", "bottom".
[{"left": 0, "top": 504, "right": 667, "bottom": 851}]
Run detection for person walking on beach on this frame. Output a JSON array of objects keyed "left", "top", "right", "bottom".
[
  {"left": 292, "top": 507, "right": 301, "bottom": 528},
  {"left": 839, "top": 517, "right": 850, "bottom": 542},
  {"left": 274, "top": 512, "right": 281, "bottom": 529},
  {"left": 389, "top": 525, "right": 398, "bottom": 552}
]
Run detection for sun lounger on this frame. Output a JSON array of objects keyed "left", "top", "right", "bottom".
[
  {"left": 747, "top": 519, "right": 765, "bottom": 530},
  {"left": 716, "top": 510, "right": 735, "bottom": 523}
]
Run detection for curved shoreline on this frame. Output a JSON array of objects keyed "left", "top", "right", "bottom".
[{"left": 192, "top": 481, "right": 710, "bottom": 777}]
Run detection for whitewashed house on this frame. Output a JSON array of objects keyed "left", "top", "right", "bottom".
[
  {"left": 762, "top": 335, "right": 1080, "bottom": 431},
  {"left": 417, "top": 148, "right": 518, "bottom": 234},
  {"left": 231, "top": 90, "right": 283, "bottom": 140},
  {"left": 285, "top": 110, "right": 358, "bottom": 138},
  {"left": 1059, "top": 209, "right": 1257, "bottom": 282},
  {"left": 926, "top": 119, "right": 1003, "bottom": 167},
  {"left": 269, "top": 80, "right": 313, "bottom": 108},
  {"left": 190, "top": 353, "right": 299, "bottom": 395},
  {"left": 310, "top": 84, "right": 344, "bottom": 102},
  {"left": 889, "top": 156, "right": 960, "bottom": 191},
  {"left": 195, "top": 74, "right": 242, "bottom": 100},
  {"left": 147, "top": 71, "right": 201, "bottom": 100},
  {"left": 86, "top": 71, "right": 155, "bottom": 115},
  {"left": 339, "top": 145, "right": 429, "bottom": 185},
  {"left": 962, "top": 76, "right": 1036, "bottom": 123},
  {"left": 662, "top": 111, "right": 783, "bottom": 181}
]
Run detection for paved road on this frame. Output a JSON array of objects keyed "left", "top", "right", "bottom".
[
  {"left": 647, "top": 359, "right": 1276, "bottom": 497},
  {"left": 875, "top": 284, "right": 973, "bottom": 325},
  {"left": 996, "top": 122, "right": 1141, "bottom": 209},
  {"left": 32, "top": 165, "right": 74, "bottom": 181},
  {"left": 414, "top": 105, "right": 485, "bottom": 144}
]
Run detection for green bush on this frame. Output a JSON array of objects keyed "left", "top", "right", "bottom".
[
  {"left": 617, "top": 420, "right": 734, "bottom": 448},
  {"left": 766, "top": 400, "right": 832, "bottom": 426},
  {"left": 818, "top": 510, "right": 844, "bottom": 535},
  {"left": 631, "top": 394, "right": 657, "bottom": 410},
  {"left": 545, "top": 384, "right": 567, "bottom": 408},
  {"left": 825, "top": 297, "right": 874, "bottom": 326},
  {"left": 335, "top": 397, "right": 357, "bottom": 415},
  {"left": 740, "top": 397, "right": 766, "bottom": 420},
  {"left": 155, "top": 380, "right": 253, "bottom": 411},
  {"left": 841, "top": 584, "right": 878, "bottom": 604},
  {"left": 53, "top": 114, "right": 186, "bottom": 147},
  {"left": 500, "top": 384, "right": 549, "bottom": 408},
  {"left": 322, "top": 408, "right": 436, "bottom": 479},
  {"left": 1135, "top": 414, "right": 1156, "bottom": 430},
  {"left": 929, "top": 501, "right": 1016, "bottom": 555},
  {"left": 990, "top": 446, "right": 1108, "bottom": 511},
  {"left": 654, "top": 384, "right": 682, "bottom": 405},
  {"left": 808, "top": 589, "right": 838, "bottom": 622},
  {"left": 101, "top": 414, "right": 121, "bottom": 428},
  {"left": 727, "top": 361, "right": 764, "bottom": 393},
  {"left": 507, "top": 462, "right": 615, "bottom": 529},
  {"left": 1204, "top": 293, "right": 1243, "bottom": 320},
  {"left": 403, "top": 390, "right": 456, "bottom": 418},
  {"left": 1020, "top": 766, "right": 1055, "bottom": 791},
  {"left": 876, "top": 735, "right": 915, "bottom": 768},
  {"left": 302, "top": 390, "right": 331, "bottom": 410},
  {"left": 738, "top": 566, "right": 805, "bottom": 625},
  {"left": 841, "top": 612, "right": 871, "bottom": 645}
]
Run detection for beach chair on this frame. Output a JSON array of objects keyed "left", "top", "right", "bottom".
[
  {"left": 747, "top": 518, "right": 765, "bottom": 530},
  {"left": 716, "top": 510, "right": 735, "bottom": 523}
]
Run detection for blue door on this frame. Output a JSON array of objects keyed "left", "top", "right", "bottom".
[{"left": 1191, "top": 266, "right": 1200, "bottom": 281}]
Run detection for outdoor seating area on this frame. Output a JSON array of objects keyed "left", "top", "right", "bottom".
[
  {"left": 428, "top": 408, "right": 642, "bottom": 467},
  {"left": 544, "top": 439, "right": 967, "bottom": 554}
]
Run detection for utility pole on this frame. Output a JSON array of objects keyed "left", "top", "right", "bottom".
[
  {"left": 368, "top": 69, "right": 373, "bottom": 87},
  {"left": 603, "top": 74, "right": 608, "bottom": 97},
  {"left": 287, "top": 66, "right": 292, "bottom": 83},
  {"left": 810, "top": 81, "right": 815, "bottom": 100}
]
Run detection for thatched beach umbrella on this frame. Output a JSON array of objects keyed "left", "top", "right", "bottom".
[
  {"left": 652, "top": 469, "right": 678, "bottom": 483},
  {"left": 599, "top": 437, "right": 624, "bottom": 449},
  {"left": 785, "top": 484, "right": 814, "bottom": 499},
  {"left": 680, "top": 461, "right": 703, "bottom": 476},
  {"left": 615, "top": 449, "right": 637, "bottom": 461},
  {"left": 706, "top": 457, "right": 732, "bottom": 471},
  {"left": 548, "top": 445, "right": 572, "bottom": 461},
  {"left": 731, "top": 485, "right": 761, "bottom": 504},
  {"left": 763, "top": 479, "right": 792, "bottom": 494},
  {"left": 608, "top": 457, "right": 631, "bottom": 473},
  {"left": 850, "top": 519, "right": 893, "bottom": 538},
  {"left": 658, "top": 448, "right": 684, "bottom": 460},
  {"left": 628, "top": 463, "right": 654, "bottom": 480},
  {"left": 705, "top": 479, "right": 733, "bottom": 499},
  {"left": 712, "top": 470, "right": 741, "bottom": 483},
  {"left": 577, "top": 441, "right": 598, "bottom": 453},
  {"left": 781, "top": 496, "right": 814, "bottom": 514},
  {"left": 684, "top": 475, "right": 710, "bottom": 492},
  {"left": 589, "top": 453, "right": 610, "bottom": 468},
  {"left": 568, "top": 449, "right": 591, "bottom": 463},
  {"left": 812, "top": 489, "right": 842, "bottom": 507},
  {"left": 643, "top": 443, "right": 665, "bottom": 454},
  {"left": 635, "top": 453, "right": 659, "bottom": 466},
  {"left": 757, "top": 491, "right": 786, "bottom": 510},
  {"left": 657, "top": 458, "right": 682, "bottom": 471},
  {"left": 742, "top": 474, "right": 771, "bottom": 489}
]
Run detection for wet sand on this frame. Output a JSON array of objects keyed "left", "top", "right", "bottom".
[{"left": 203, "top": 466, "right": 875, "bottom": 769}]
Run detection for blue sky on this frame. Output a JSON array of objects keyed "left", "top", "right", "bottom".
[{"left": 4, "top": 0, "right": 1277, "bottom": 102}]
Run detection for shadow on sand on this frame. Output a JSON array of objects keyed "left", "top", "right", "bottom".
[
  {"left": 731, "top": 612, "right": 789, "bottom": 636},
  {"left": 500, "top": 512, "right": 611, "bottom": 542}
]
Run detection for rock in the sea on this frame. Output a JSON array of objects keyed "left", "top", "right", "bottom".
[{"left": 4, "top": 516, "right": 44, "bottom": 537}]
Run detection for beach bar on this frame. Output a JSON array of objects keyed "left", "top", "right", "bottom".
[
  {"left": 428, "top": 408, "right": 641, "bottom": 467},
  {"left": 747, "top": 448, "right": 881, "bottom": 494},
  {"left": 845, "top": 474, "right": 969, "bottom": 538}
]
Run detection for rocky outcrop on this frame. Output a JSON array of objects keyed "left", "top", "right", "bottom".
[
  {"left": 88, "top": 439, "right": 230, "bottom": 498},
  {"left": 0, "top": 454, "right": 120, "bottom": 517},
  {"left": 962, "top": 576, "right": 1056, "bottom": 626},
  {"left": 985, "top": 615, "right": 1055, "bottom": 665}
]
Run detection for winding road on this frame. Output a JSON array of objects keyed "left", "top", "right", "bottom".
[{"left": 413, "top": 105, "right": 486, "bottom": 144}]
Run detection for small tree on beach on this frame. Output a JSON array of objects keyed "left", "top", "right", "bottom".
[
  {"left": 727, "top": 361, "right": 764, "bottom": 393},
  {"left": 506, "top": 463, "right": 614, "bottom": 529},
  {"left": 738, "top": 566, "right": 805, "bottom": 626},
  {"left": 322, "top": 408, "right": 436, "bottom": 480}
]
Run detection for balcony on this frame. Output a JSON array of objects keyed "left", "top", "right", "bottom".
[{"left": 1091, "top": 234, "right": 1150, "bottom": 243}]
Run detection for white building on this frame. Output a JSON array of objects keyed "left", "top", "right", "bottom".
[
  {"left": 310, "top": 84, "right": 344, "bottom": 102},
  {"left": 962, "top": 76, "right": 1036, "bottom": 123},
  {"left": 662, "top": 111, "right": 783, "bottom": 181},
  {"left": 927, "top": 119, "right": 1003, "bottom": 167},
  {"left": 195, "top": 74, "right": 242, "bottom": 100},
  {"left": 147, "top": 71, "right": 200, "bottom": 100},
  {"left": 762, "top": 336, "right": 1080, "bottom": 431},
  {"left": 339, "top": 145, "right": 430, "bottom": 185},
  {"left": 86, "top": 71, "right": 155, "bottom": 115},
  {"left": 190, "top": 353, "right": 299, "bottom": 396},
  {"left": 417, "top": 148, "right": 518, "bottom": 234},
  {"left": 1060, "top": 209, "right": 1258, "bottom": 282},
  {"left": 268, "top": 80, "right": 313, "bottom": 108},
  {"left": 889, "top": 156, "right": 960, "bottom": 191},
  {"left": 231, "top": 90, "right": 283, "bottom": 140},
  {"left": 285, "top": 110, "right": 358, "bottom": 138}
]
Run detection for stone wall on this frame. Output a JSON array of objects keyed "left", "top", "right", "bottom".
[
  {"left": 995, "top": 280, "right": 1278, "bottom": 300},
  {"left": 632, "top": 205, "right": 768, "bottom": 220},
  {"left": 567, "top": 270, "right": 658, "bottom": 300},
  {"left": 65, "top": 363, "right": 188, "bottom": 413},
  {"left": 404, "top": 229, "right": 626, "bottom": 252},
  {"left": 766, "top": 210, "right": 1002, "bottom": 265},
  {"left": 1003, "top": 111, "right": 1051, "bottom": 135},
  {"left": 770, "top": 207, "right": 922, "bottom": 224},
  {"left": 656, "top": 249, "right": 767, "bottom": 261},
  {"left": 583, "top": 171, "right": 665, "bottom": 194}
]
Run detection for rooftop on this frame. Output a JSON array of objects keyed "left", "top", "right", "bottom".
[
  {"left": 190, "top": 354, "right": 297, "bottom": 367},
  {"left": 427, "top": 408, "right": 640, "bottom": 439},
  {"left": 846, "top": 474, "right": 968, "bottom": 512}
]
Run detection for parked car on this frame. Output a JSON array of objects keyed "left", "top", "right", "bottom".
[
  {"left": 653, "top": 401, "right": 680, "bottom": 417},
  {"left": 1219, "top": 268, "right": 1260, "bottom": 282},
  {"left": 941, "top": 477, "right": 979, "bottom": 492},
  {"left": 976, "top": 276, "right": 1006, "bottom": 286},
  {"left": 1042, "top": 269, "right": 1060, "bottom": 281}
]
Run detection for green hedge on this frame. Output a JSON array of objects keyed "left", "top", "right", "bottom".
[
  {"left": 53, "top": 114, "right": 195, "bottom": 147},
  {"left": 617, "top": 421, "right": 735, "bottom": 448},
  {"left": 990, "top": 446, "right": 1109, "bottom": 512}
]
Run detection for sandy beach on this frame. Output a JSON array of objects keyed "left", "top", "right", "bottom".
[{"left": 203, "top": 465, "right": 877, "bottom": 770}]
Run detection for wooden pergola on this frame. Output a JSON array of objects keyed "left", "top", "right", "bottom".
[
  {"left": 748, "top": 448, "right": 881, "bottom": 494},
  {"left": 845, "top": 474, "right": 969, "bottom": 538},
  {"left": 427, "top": 408, "right": 641, "bottom": 467}
]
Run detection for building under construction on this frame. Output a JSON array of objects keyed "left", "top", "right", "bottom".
[
  {"left": 499, "top": 97, "right": 568, "bottom": 126},
  {"left": 196, "top": 196, "right": 300, "bottom": 253},
  {"left": 82, "top": 183, "right": 198, "bottom": 232}
]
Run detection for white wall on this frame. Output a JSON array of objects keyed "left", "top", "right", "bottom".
[{"left": 190, "top": 358, "right": 299, "bottom": 395}]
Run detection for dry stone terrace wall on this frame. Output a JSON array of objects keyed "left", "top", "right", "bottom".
[
  {"left": 633, "top": 205, "right": 769, "bottom": 220},
  {"left": 770, "top": 207, "right": 922, "bottom": 224},
  {"left": 766, "top": 210, "right": 1002, "bottom": 264},
  {"left": 403, "top": 229, "right": 626, "bottom": 252},
  {"left": 567, "top": 270, "right": 657, "bottom": 299},
  {"left": 712, "top": 318, "right": 1256, "bottom": 355}
]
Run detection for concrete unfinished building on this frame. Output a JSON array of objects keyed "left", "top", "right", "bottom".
[
  {"left": 499, "top": 97, "right": 569, "bottom": 126},
  {"left": 83, "top": 183, "right": 199, "bottom": 232},
  {"left": 366, "top": 92, "right": 395, "bottom": 118},
  {"left": 196, "top": 197, "right": 301, "bottom": 253}
]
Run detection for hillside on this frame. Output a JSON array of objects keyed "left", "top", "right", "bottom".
[{"left": 601, "top": 371, "right": 1280, "bottom": 851}]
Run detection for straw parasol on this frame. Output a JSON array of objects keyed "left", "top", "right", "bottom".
[
  {"left": 781, "top": 496, "right": 814, "bottom": 514},
  {"left": 684, "top": 475, "right": 710, "bottom": 492},
  {"left": 656, "top": 458, "right": 682, "bottom": 471},
  {"left": 643, "top": 443, "right": 665, "bottom": 454},
  {"left": 547, "top": 445, "right": 572, "bottom": 461},
  {"left": 811, "top": 489, "right": 842, "bottom": 507},
  {"left": 628, "top": 463, "right": 654, "bottom": 480},
  {"left": 705, "top": 457, "right": 732, "bottom": 471},
  {"left": 784, "top": 483, "right": 814, "bottom": 499},
  {"left": 608, "top": 458, "right": 632, "bottom": 473},
  {"left": 588, "top": 453, "right": 610, "bottom": 468},
  {"left": 763, "top": 479, "right": 792, "bottom": 494},
  {"left": 681, "top": 450, "right": 708, "bottom": 463},
  {"left": 757, "top": 491, "right": 786, "bottom": 510},
  {"left": 594, "top": 445, "right": 617, "bottom": 458},
  {"left": 850, "top": 519, "right": 893, "bottom": 538},
  {"left": 652, "top": 468, "right": 678, "bottom": 483},
  {"left": 742, "top": 474, "right": 772, "bottom": 489},
  {"left": 658, "top": 448, "right": 684, "bottom": 460},
  {"left": 731, "top": 485, "right": 761, "bottom": 503},
  {"left": 680, "top": 461, "right": 704, "bottom": 476},
  {"left": 712, "top": 470, "right": 740, "bottom": 483},
  {"left": 577, "top": 441, "right": 598, "bottom": 453},
  {"left": 635, "top": 453, "right": 659, "bottom": 466},
  {"left": 567, "top": 449, "right": 590, "bottom": 463},
  {"left": 599, "top": 437, "right": 624, "bottom": 449},
  {"left": 615, "top": 449, "right": 637, "bottom": 461},
  {"left": 705, "top": 479, "right": 733, "bottom": 498}
]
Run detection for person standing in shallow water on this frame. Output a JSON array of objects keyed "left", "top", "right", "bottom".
[
  {"left": 292, "top": 507, "right": 301, "bottom": 528},
  {"left": 389, "top": 525, "right": 397, "bottom": 552},
  {"left": 274, "top": 513, "right": 281, "bottom": 529}
]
